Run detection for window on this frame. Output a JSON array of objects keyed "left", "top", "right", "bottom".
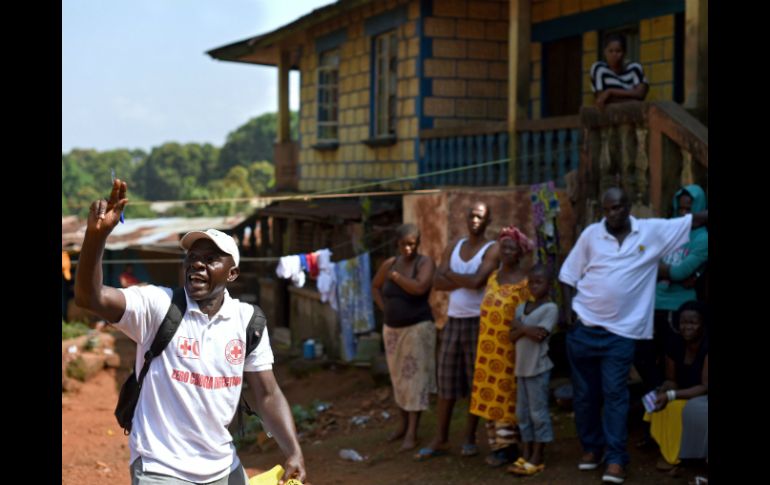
[
  {"left": 317, "top": 49, "right": 340, "bottom": 142},
  {"left": 373, "top": 30, "right": 397, "bottom": 138}
]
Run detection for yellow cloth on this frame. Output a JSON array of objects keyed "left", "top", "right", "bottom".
[
  {"left": 469, "top": 271, "right": 530, "bottom": 422},
  {"left": 644, "top": 399, "right": 687, "bottom": 465},
  {"left": 249, "top": 465, "right": 284, "bottom": 485}
]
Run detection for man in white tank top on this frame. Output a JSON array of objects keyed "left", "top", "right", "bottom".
[{"left": 416, "top": 202, "right": 500, "bottom": 460}]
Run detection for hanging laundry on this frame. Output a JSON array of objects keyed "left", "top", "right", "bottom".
[
  {"left": 335, "top": 252, "right": 376, "bottom": 337},
  {"left": 316, "top": 249, "right": 337, "bottom": 310},
  {"left": 530, "top": 181, "right": 562, "bottom": 307},
  {"left": 306, "top": 252, "right": 319, "bottom": 279},
  {"left": 276, "top": 255, "right": 306, "bottom": 288},
  {"left": 299, "top": 253, "right": 309, "bottom": 272}
]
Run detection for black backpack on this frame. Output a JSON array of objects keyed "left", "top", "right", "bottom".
[{"left": 114, "top": 288, "right": 267, "bottom": 435}]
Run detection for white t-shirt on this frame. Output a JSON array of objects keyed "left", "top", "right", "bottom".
[
  {"left": 115, "top": 285, "right": 274, "bottom": 483},
  {"left": 558, "top": 215, "right": 691, "bottom": 340},
  {"left": 447, "top": 238, "right": 496, "bottom": 318}
]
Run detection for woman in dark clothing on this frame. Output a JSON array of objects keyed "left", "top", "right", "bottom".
[
  {"left": 645, "top": 301, "right": 708, "bottom": 473},
  {"left": 372, "top": 224, "right": 437, "bottom": 451}
]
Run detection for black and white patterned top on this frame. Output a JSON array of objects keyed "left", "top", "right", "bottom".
[{"left": 590, "top": 61, "right": 648, "bottom": 93}]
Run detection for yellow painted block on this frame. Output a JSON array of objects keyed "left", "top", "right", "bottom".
[
  {"left": 408, "top": 1, "right": 419, "bottom": 20},
  {"left": 663, "top": 38, "right": 674, "bottom": 61},
  {"left": 543, "top": 0, "right": 560, "bottom": 21},
  {"left": 403, "top": 98, "right": 415, "bottom": 116},
  {"left": 651, "top": 62, "right": 673, "bottom": 83},
  {"left": 409, "top": 118, "right": 418, "bottom": 139},
  {"left": 397, "top": 118, "right": 409, "bottom": 138},
  {"left": 382, "top": 163, "right": 394, "bottom": 179},
  {"left": 403, "top": 58, "right": 417, "bottom": 77},
  {"left": 354, "top": 108, "right": 365, "bottom": 125},
  {"left": 647, "top": 85, "right": 664, "bottom": 101},
  {"left": 401, "top": 141, "right": 414, "bottom": 160},
  {"left": 640, "top": 40, "right": 664, "bottom": 63},
  {"left": 583, "top": 31, "right": 598, "bottom": 51},
  {"left": 583, "top": 73, "right": 593, "bottom": 93},
  {"left": 408, "top": 78, "right": 419, "bottom": 96},
  {"left": 408, "top": 37, "right": 420, "bottom": 58},
  {"left": 580, "top": 0, "right": 601, "bottom": 11},
  {"left": 661, "top": 83, "right": 673, "bottom": 100},
  {"left": 651, "top": 15, "right": 674, "bottom": 40},
  {"left": 640, "top": 19, "right": 652, "bottom": 41},
  {"left": 562, "top": 0, "right": 580, "bottom": 16},
  {"left": 530, "top": 81, "right": 541, "bottom": 100},
  {"left": 532, "top": 62, "right": 542, "bottom": 81},
  {"left": 531, "top": 43, "right": 541, "bottom": 62},
  {"left": 583, "top": 93, "right": 594, "bottom": 107},
  {"left": 531, "top": 100, "right": 541, "bottom": 119},
  {"left": 404, "top": 20, "right": 417, "bottom": 38},
  {"left": 398, "top": 40, "right": 407, "bottom": 59},
  {"left": 532, "top": 2, "right": 544, "bottom": 22},
  {"left": 583, "top": 55, "right": 596, "bottom": 71},
  {"left": 397, "top": 79, "right": 409, "bottom": 98},
  {"left": 407, "top": 162, "right": 417, "bottom": 177}
]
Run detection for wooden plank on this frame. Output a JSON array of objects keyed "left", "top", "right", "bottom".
[
  {"left": 508, "top": 0, "right": 531, "bottom": 186},
  {"left": 515, "top": 115, "right": 582, "bottom": 132},
  {"left": 420, "top": 122, "right": 508, "bottom": 140}
]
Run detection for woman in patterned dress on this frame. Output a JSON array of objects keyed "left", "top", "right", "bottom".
[{"left": 469, "top": 226, "right": 534, "bottom": 467}]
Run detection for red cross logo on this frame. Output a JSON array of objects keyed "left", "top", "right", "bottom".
[
  {"left": 225, "top": 339, "right": 246, "bottom": 365},
  {"left": 177, "top": 337, "right": 200, "bottom": 359}
]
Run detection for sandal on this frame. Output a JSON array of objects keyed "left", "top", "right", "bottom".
[
  {"left": 460, "top": 443, "right": 479, "bottom": 457},
  {"left": 508, "top": 460, "right": 545, "bottom": 476},
  {"left": 414, "top": 447, "right": 448, "bottom": 461}
]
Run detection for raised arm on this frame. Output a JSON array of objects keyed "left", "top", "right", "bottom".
[
  {"left": 245, "top": 370, "right": 307, "bottom": 484},
  {"left": 74, "top": 179, "right": 129, "bottom": 323}
]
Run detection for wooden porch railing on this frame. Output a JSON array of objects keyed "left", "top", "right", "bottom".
[
  {"left": 419, "top": 122, "right": 509, "bottom": 187},
  {"left": 418, "top": 116, "right": 582, "bottom": 188},
  {"left": 578, "top": 101, "right": 708, "bottom": 227}
]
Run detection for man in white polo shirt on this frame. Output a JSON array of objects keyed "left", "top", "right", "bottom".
[
  {"left": 559, "top": 187, "right": 707, "bottom": 484},
  {"left": 75, "top": 179, "right": 307, "bottom": 485}
]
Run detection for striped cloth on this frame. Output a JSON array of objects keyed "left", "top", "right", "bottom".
[{"left": 590, "top": 61, "right": 647, "bottom": 93}]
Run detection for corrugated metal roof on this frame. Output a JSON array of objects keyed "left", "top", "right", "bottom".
[
  {"left": 207, "top": 0, "right": 374, "bottom": 66},
  {"left": 62, "top": 216, "right": 245, "bottom": 252}
]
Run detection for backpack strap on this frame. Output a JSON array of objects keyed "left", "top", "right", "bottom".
[
  {"left": 137, "top": 288, "right": 187, "bottom": 384},
  {"left": 240, "top": 304, "right": 268, "bottom": 420}
]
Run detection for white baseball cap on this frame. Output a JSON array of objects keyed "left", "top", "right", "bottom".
[{"left": 180, "top": 229, "right": 240, "bottom": 267}]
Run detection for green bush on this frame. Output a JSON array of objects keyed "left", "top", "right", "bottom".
[
  {"left": 62, "top": 320, "right": 91, "bottom": 340},
  {"left": 66, "top": 357, "right": 88, "bottom": 382}
]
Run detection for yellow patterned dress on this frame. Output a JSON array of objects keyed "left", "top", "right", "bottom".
[{"left": 469, "top": 270, "right": 531, "bottom": 450}]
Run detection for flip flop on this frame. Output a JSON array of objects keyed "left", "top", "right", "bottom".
[
  {"left": 414, "top": 447, "right": 448, "bottom": 461},
  {"left": 508, "top": 460, "right": 545, "bottom": 476},
  {"left": 460, "top": 443, "right": 479, "bottom": 457}
]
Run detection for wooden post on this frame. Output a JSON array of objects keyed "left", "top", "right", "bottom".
[
  {"left": 684, "top": 0, "right": 708, "bottom": 114},
  {"left": 508, "top": 0, "right": 531, "bottom": 186},
  {"left": 277, "top": 49, "right": 291, "bottom": 143}
]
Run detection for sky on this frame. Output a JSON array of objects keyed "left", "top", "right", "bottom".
[{"left": 62, "top": 0, "right": 335, "bottom": 153}]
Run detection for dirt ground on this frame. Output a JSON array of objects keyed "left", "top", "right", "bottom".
[{"left": 62, "top": 330, "right": 707, "bottom": 485}]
